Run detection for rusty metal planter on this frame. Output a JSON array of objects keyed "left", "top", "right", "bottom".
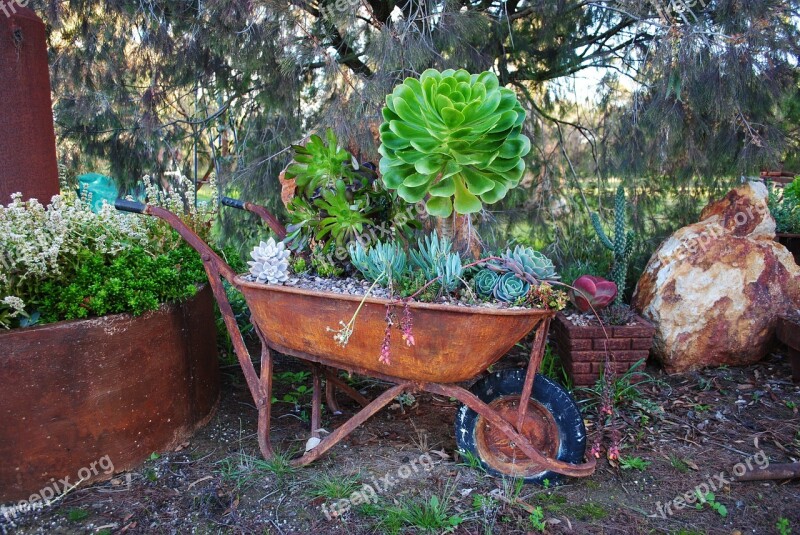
[
  {"left": 241, "top": 280, "right": 550, "bottom": 383},
  {"left": 0, "top": 286, "right": 220, "bottom": 502},
  {"left": 113, "top": 199, "right": 596, "bottom": 481},
  {"left": 776, "top": 315, "right": 800, "bottom": 383},
  {"left": 551, "top": 311, "right": 655, "bottom": 386}
]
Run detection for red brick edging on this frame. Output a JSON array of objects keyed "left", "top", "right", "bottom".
[{"left": 550, "top": 311, "right": 655, "bottom": 386}]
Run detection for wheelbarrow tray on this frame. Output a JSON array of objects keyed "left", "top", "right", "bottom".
[{"left": 238, "top": 277, "right": 552, "bottom": 383}]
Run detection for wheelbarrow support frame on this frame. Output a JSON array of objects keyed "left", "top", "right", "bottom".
[{"left": 114, "top": 199, "right": 595, "bottom": 478}]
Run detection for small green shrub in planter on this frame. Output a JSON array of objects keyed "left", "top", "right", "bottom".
[{"left": 0, "top": 176, "right": 222, "bottom": 329}]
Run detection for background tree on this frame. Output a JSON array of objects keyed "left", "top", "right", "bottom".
[{"left": 26, "top": 0, "right": 800, "bottom": 259}]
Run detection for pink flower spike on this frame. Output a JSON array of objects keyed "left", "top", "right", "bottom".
[{"left": 400, "top": 301, "right": 415, "bottom": 347}]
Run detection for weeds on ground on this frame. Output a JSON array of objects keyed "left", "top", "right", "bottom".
[
  {"left": 216, "top": 449, "right": 296, "bottom": 490},
  {"left": 528, "top": 506, "right": 547, "bottom": 532},
  {"left": 539, "top": 344, "right": 572, "bottom": 390},
  {"left": 669, "top": 453, "right": 691, "bottom": 473},
  {"left": 694, "top": 491, "right": 728, "bottom": 518},
  {"left": 362, "top": 490, "right": 463, "bottom": 535},
  {"left": 580, "top": 359, "right": 665, "bottom": 411},
  {"left": 776, "top": 517, "right": 792, "bottom": 535},
  {"left": 619, "top": 456, "right": 651, "bottom": 471},
  {"left": 457, "top": 450, "right": 486, "bottom": 473},
  {"left": 308, "top": 472, "right": 362, "bottom": 500}
]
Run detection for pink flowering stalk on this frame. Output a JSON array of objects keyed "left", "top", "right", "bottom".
[
  {"left": 400, "top": 300, "right": 415, "bottom": 347},
  {"left": 591, "top": 352, "right": 621, "bottom": 461},
  {"left": 379, "top": 304, "right": 393, "bottom": 365}
]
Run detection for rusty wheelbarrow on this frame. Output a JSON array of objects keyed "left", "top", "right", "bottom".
[{"left": 115, "top": 198, "right": 595, "bottom": 484}]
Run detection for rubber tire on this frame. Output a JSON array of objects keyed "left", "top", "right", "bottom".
[{"left": 455, "top": 369, "right": 587, "bottom": 485}]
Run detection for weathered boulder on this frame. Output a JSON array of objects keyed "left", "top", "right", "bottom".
[{"left": 633, "top": 182, "right": 800, "bottom": 373}]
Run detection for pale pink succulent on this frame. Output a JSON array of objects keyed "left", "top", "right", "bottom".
[{"left": 569, "top": 275, "right": 617, "bottom": 312}]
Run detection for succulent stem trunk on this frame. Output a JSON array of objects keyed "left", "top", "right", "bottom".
[{"left": 435, "top": 214, "right": 483, "bottom": 258}]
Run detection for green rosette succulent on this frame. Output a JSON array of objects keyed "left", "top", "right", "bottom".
[
  {"left": 493, "top": 272, "right": 531, "bottom": 303},
  {"left": 285, "top": 128, "right": 357, "bottom": 196},
  {"left": 379, "top": 69, "right": 531, "bottom": 217},
  {"left": 473, "top": 269, "right": 499, "bottom": 297}
]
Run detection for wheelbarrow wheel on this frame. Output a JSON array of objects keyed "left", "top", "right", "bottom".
[{"left": 455, "top": 369, "right": 586, "bottom": 485}]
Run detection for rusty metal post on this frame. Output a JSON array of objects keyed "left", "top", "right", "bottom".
[
  {"left": 256, "top": 326, "right": 274, "bottom": 459},
  {"left": 0, "top": 3, "right": 59, "bottom": 203}
]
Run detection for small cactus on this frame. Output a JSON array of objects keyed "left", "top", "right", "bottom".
[
  {"left": 248, "top": 238, "right": 291, "bottom": 284},
  {"left": 591, "top": 186, "right": 635, "bottom": 305}
]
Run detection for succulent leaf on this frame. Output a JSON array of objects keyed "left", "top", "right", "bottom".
[
  {"left": 348, "top": 241, "right": 408, "bottom": 285},
  {"left": 499, "top": 245, "right": 560, "bottom": 283},
  {"left": 409, "top": 231, "right": 463, "bottom": 291},
  {"left": 473, "top": 269, "right": 499, "bottom": 297},
  {"left": 284, "top": 128, "right": 358, "bottom": 196}
]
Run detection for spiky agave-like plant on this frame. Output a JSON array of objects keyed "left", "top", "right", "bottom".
[
  {"left": 379, "top": 69, "right": 531, "bottom": 219},
  {"left": 409, "top": 230, "right": 463, "bottom": 292},
  {"left": 348, "top": 241, "right": 408, "bottom": 285}
]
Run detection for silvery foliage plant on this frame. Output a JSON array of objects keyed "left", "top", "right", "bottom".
[{"left": 248, "top": 238, "right": 291, "bottom": 284}]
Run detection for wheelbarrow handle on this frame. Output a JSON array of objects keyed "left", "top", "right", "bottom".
[
  {"left": 114, "top": 200, "right": 269, "bottom": 409},
  {"left": 114, "top": 199, "right": 147, "bottom": 214},
  {"left": 219, "top": 197, "right": 287, "bottom": 240},
  {"left": 220, "top": 196, "right": 246, "bottom": 210}
]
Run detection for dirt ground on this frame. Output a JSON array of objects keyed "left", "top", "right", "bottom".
[{"left": 3, "top": 341, "right": 799, "bottom": 535}]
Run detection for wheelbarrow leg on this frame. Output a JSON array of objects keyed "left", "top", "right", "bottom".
[
  {"left": 311, "top": 366, "right": 322, "bottom": 439},
  {"left": 325, "top": 377, "right": 342, "bottom": 414},
  {"left": 323, "top": 368, "right": 370, "bottom": 408},
  {"left": 516, "top": 317, "right": 550, "bottom": 431},
  {"left": 292, "top": 382, "right": 412, "bottom": 467},
  {"left": 256, "top": 331, "right": 274, "bottom": 460}
]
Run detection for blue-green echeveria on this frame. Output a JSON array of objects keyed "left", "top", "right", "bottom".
[
  {"left": 379, "top": 69, "right": 531, "bottom": 218},
  {"left": 473, "top": 269, "right": 500, "bottom": 297},
  {"left": 493, "top": 272, "right": 531, "bottom": 303}
]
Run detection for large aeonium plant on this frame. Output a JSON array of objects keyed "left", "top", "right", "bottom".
[{"left": 379, "top": 69, "right": 531, "bottom": 218}]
